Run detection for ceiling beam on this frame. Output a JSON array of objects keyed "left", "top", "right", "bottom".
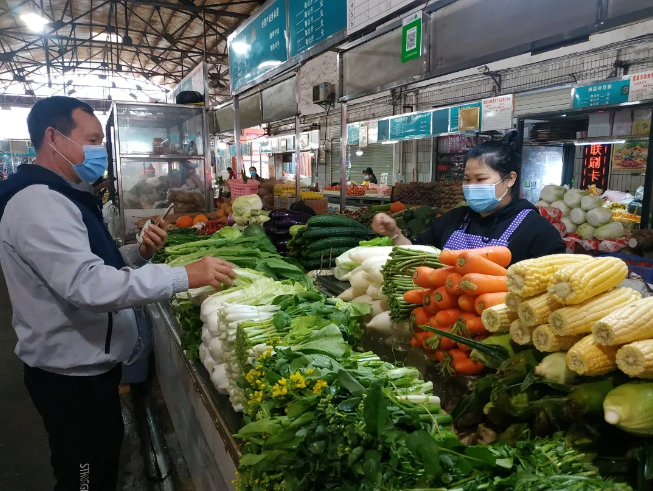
[{"left": 122, "top": 0, "right": 249, "bottom": 18}]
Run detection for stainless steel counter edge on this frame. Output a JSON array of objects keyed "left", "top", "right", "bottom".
[{"left": 148, "top": 301, "right": 242, "bottom": 465}]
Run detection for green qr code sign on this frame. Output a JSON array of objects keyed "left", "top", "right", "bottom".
[{"left": 401, "top": 12, "right": 422, "bottom": 63}]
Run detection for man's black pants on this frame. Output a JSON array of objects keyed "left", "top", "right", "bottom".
[{"left": 23, "top": 364, "right": 124, "bottom": 491}]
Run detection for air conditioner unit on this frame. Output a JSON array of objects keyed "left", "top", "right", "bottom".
[{"left": 312, "top": 82, "right": 334, "bottom": 105}]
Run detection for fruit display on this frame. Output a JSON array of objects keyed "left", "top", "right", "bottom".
[
  {"left": 324, "top": 183, "right": 368, "bottom": 196},
  {"left": 272, "top": 184, "right": 323, "bottom": 200},
  {"left": 393, "top": 181, "right": 464, "bottom": 208}
]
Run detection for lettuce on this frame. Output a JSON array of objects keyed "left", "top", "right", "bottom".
[
  {"left": 232, "top": 195, "right": 263, "bottom": 219},
  {"left": 586, "top": 207, "right": 613, "bottom": 227},
  {"left": 577, "top": 223, "right": 595, "bottom": 240},
  {"left": 594, "top": 222, "right": 624, "bottom": 240}
]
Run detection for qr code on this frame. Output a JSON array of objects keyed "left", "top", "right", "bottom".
[{"left": 406, "top": 26, "right": 417, "bottom": 51}]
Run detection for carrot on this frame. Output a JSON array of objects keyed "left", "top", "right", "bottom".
[
  {"left": 435, "top": 308, "right": 462, "bottom": 327},
  {"left": 447, "top": 348, "right": 470, "bottom": 365},
  {"left": 435, "top": 350, "right": 446, "bottom": 361},
  {"left": 424, "top": 327, "right": 454, "bottom": 351},
  {"left": 474, "top": 292, "right": 508, "bottom": 315},
  {"left": 428, "top": 315, "right": 441, "bottom": 329},
  {"left": 411, "top": 307, "right": 430, "bottom": 328},
  {"left": 411, "top": 335, "right": 423, "bottom": 347},
  {"left": 457, "top": 341, "right": 472, "bottom": 354},
  {"left": 459, "top": 273, "right": 508, "bottom": 296},
  {"left": 458, "top": 294, "right": 476, "bottom": 313},
  {"left": 454, "top": 359, "right": 485, "bottom": 375},
  {"left": 468, "top": 246, "right": 512, "bottom": 267},
  {"left": 413, "top": 266, "right": 437, "bottom": 288},
  {"left": 433, "top": 286, "right": 458, "bottom": 309},
  {"left": 423, "top": 290, "right": 440, "bottom": 314},
  {"left": 403, "top": 289, "right": 430, "bottom": 305},
  {"left": 457, "top": 315, "right": 487, "bottom": 335},
  {"left": 427, "top": 266, "right": 455, "bottom": 288},
  {"left": 455, "top": 251, "right": 508, "bottom": 277},
  {"left": 445, "top": 272, "right": 464, "bottom": 296},
  {"left": 438, "top": 249, "right": 462, "bottom": 266},
  {"left": 435, "top": 328, "right": 456, "bottom": 350}
]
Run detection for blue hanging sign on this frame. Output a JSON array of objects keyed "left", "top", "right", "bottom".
[
  {"left": 229, "top": 0, "right": 288, "bottom": 91},
  {"left": 288, "top": 0, "right": 347, "bottom": 58},
  {"left": 431, "top": 109, "right": 449, "bottom": 135},
  {"left": 573, "top": 79, "right": 631, "bottom": 108},
  {"left": 377, "top": 119, "right": 390, "bottom": 142},
  {"left": 347, "top": 124, "right": 360, "bottom": 145},
  {"left": 389, "top": 111, "right": 432, "bottom": 140}
]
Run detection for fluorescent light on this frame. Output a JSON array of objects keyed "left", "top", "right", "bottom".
[
  {"left": 231, "top": 42, "right": 250, "bottom": 55},
  {"left": 356, "top": 150, "right": 363, "bottom": 156},
  {"left": 574, "top": 140, "right": 625, "bottom": 146},
  {"left": 382, "top": 140, "right": 399, "bottom": 145},
  {"left": 217, "top": 142, "right": 228, "bottom": 149},
  {"left": 21, "top": 13, "right": 49, "bottom": 32},
  {"left": 258, "top": 61, "right": 282, "bottom": 69},
  {"left": 93, "top": 32, "right": 122, "bottom": 43}
]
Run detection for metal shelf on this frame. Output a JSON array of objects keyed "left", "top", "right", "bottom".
[{"left": 119, "top": 154, "right": 205, "bottom": 160}]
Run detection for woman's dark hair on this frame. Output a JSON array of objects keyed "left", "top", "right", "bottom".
[{"left": 464, "top": 129, "right": 520, "bottom": 177}]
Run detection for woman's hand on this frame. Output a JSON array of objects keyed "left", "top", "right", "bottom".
[{"left": 372, "top": 213, "right": 400, "bottom": 238}]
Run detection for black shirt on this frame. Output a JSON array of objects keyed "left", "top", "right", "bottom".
[
  {"left": 415, "top": 199, "right": 566, "bottom": 264},
  {"left": 369, "top": 175, "right": 378, "bottom": 184}
]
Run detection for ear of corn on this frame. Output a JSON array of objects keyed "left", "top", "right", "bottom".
[
  {"left": 532, "top": 324, "right": 583, "bottom": 352},
  {"left": 509, "top": 319, "right": 535, "bottom": 346},
  {"left": 549, "top": 287, "right": 641, "bottom": 336},
  {"left": 617, "top": 340, "right": 653, "bottom": 379},
  {"left": 507, "top": 254, "right": 592, "bottom": 297},
  {"left": 593, "top": 297, "right": 653, "bottom": 346},
  {"left": 548, "top": 257, "right": 628, "bottom": 305},
  {"left": 481, "top": 303, "right": 518, "bottom": 333},
  {"left": 518, "top": 293, "right": 561, "bottom": 327},
  {"left": 566, "top": 335, "right": 619, "bottom": 376},
  {"left": 505, "top": 292, "right": 523, "bottom": 312}
]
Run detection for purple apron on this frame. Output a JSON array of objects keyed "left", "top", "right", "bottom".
[{"left": 443, "top": 209, "right": 533, "bottom": 250}]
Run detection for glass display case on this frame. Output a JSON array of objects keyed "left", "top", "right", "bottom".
[{"left": 107, "top": 102, "right": 211, "bottom": 241}]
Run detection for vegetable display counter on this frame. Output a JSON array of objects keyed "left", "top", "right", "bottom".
[{"left": 146, "top": 301, "right": 240, "bottom": 491}]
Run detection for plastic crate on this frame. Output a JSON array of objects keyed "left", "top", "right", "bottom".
[
  {"left": 228, "top": 179, "right": 259, "bottom": 198},
  {"left": 601, "top": 252, "right": 653, "bottom": 283}
]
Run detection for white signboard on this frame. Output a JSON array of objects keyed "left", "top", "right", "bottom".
[
  {"left": 347, "top": 0, "right": 416, "bottom": 35},
  {"left": 368, "top": 120, "right": 379, "bottom": 144},
  {"left": 629, "top": 70, "right": 653, "bottom": 102},
  {"left": 359, "top": 123, "right": 368, "bottom": 148},
  {"left": 481, "top": 94, "right": 514, "bottom": 132}
]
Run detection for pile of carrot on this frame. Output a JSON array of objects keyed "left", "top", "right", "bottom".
[{"left": 406, "top": 246, "right": 511, "bottom": 376}]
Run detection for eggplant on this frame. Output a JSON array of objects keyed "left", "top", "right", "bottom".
[
  {"left": 270, "top": 227, "right": 292, "bottom": 239},
  {"left": 273, "top": 218, "right": 306, "bottom": 228},
  {"left": 269, "top": 209, "right": 311, "bottom": 223},
  {"left": 263, "top": 220, "right": 274, "bottom": 231},
  {"left": 275, "top": 239, "right": 290, "bottom": 251}
]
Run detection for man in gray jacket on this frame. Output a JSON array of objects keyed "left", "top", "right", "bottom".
[{"left": 0, "top": 96, "right": 235, "bottom": 491}]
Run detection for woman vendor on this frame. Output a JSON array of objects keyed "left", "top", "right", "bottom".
[{"left": 372, "top": 131, "right": 565, "bottom": 264}]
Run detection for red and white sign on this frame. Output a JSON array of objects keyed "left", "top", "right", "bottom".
[
  {"left": 629, "top": 70, "right": 653, "bottom": 102},
  {"left": 481, "top": 94, "right": 514, "bottom": 131}
]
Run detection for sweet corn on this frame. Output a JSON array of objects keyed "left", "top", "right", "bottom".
[
  {"left": 505, "top": 292, "right": 523, "bottom": 312},
  {"left": 518, "top": 293, "right": 561, "bottom": 327},
  {"left": 617, "top": 340, "right": 653, "bottom": 378},
  {"left": 532, "top": 324, "right": 582, "bottom": 352},
  {"left": 549, "top": 287, "right": 641, "bottom": 337},
  {"left": 548, "top": 257, "right": 628, "bottom": 305},
  {"left": 507, "top": 255, "right": 592, "bottom": 297},
  {"left": 481, "top": 303, "right": 518, "bottom": 333},
  {"left": 593, "top": 297, "right": 653, "bottom": 346},
  {"left": 509, "top": 319, "right": 535, "bottom": 346},
  {"left": 566, "top": 335, "right": 619, "bottom": 376}
]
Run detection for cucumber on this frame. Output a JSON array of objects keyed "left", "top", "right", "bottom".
[
  {"left": 307, "top": 214, "right": 367, "bottom": 229},
  {"left": 370, "top": 204, "right": 392, "bottom": 213},
  {"left": 307, "top": 236, "right": 363, "bottom": 251},
  {"left": 302, "top": 247, "right": 351, "bottom": 259},
  {"left": 303, "top": 226, "right": 375, "bottom": 240}
]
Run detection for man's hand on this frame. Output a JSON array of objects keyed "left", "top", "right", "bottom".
[
  {"left": 185, "top": 257, "right": 237, "bottom": 290},
  {"left": 139, "top": 220, "right": 168, "bottom": 260}
]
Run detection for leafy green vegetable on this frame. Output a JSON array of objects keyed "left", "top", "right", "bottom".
[{"left": 359, "top": 236, "right": 393, "bottom": 247}]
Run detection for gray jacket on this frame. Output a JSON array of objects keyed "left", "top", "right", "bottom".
[{"left": 0, "top": 180, "right": 188, "bottom": 376}]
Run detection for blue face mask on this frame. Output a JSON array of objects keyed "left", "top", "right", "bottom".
[
  {"left": 250, "top": 171, "right": 256, "bottom": 177},
  {"left": 463, "top": 177, "right": 510, "bottom": 213},
  {"left": 51, "top": 131, "right": 108, "bottom": 184}
]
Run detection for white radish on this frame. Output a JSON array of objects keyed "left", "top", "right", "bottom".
[
  {"left": 352, "top": 294, "right": 373, "bottom": 304},
  {"left": 210, "top": 363, "right": 229, "bottom": 394},
  {"left": 341, "top": 266, "right": 363, "bottom": 281},
  {"left": 350, "top": 270, "right": 374, "bottom": 292},
  {"left": 367, "top": 311, "right": 395, "bottom": 336},
  {"left": 370, "top": 300, "right": 385, "bottom": 318},
  {"left": 367, "top": 283, "right": 382, "bottom": 300},
  {"left": 209, "top": 337, "right": 225, "bottom": 362},
  {"left": 201, "top": 327, "right": 212, "bottom": 345},
  {"left": 361, "top": 256, "right": 390, "bottom": 274},
  {"left": 350, "top": 247, "right": 394, "bottom": 264},
  {"left": 338, "top": 287, "right": 359, "bottom": 301}
]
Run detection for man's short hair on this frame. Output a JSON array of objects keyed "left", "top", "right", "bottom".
[{"left": 27, "top": 96, "right": 95, "bottom": 150}]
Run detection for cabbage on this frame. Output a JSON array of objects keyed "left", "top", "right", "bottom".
[
  {"left": 535, "top": 200, "right": 551, "bottom": 207},
  {"left": 577, "top": 222, "right": 595, "bottom": 240},
  {"left": 581, "top": 195, "right": 603, "bottom": 211},
  {"left": 217, "top": 226, "right": 242, "bottom": 239},
  {"left": 594, "top": 221, "right": 624, "bottom": 240},
  {"left": 569, "top": 208, "right": 587, "bottom": 225},
  {"left": 540, "top": 185, "right": 567, "bottom": 203},
  {"left": 550, "top": 200, "right": 571, "bottom": 217},
  {"left": 586, "top": 207, "right": 613, "bottom": 227},
  {"left": 232, "top": 195, "right": 263, "bottom": 219},
  {"left": 563, "top": 189, "right": 588, "bottom": 208},
  {"left": 561, "top": 217, "right": 577, "bottom": 234}
]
